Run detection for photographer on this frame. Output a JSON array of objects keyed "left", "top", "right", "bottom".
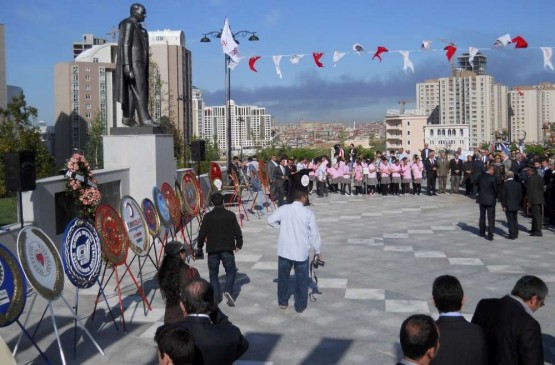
[
  {"left": 197, "top": 193, "right": 243, "bottom": 307},
  {"left": 267, "top": 189, "right": 322, "bottom": 313}
]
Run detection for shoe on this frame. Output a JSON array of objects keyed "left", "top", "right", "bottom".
[
  {"left": 479, "top": 232, "right": 485, "bottom": 237},
  {"left": 279, "top": 304, "right": 288, "bottom": 309},
  {"left": 122, "top": 117, "right": 137, "bottom": 127},
  {"left": 486, "top": 235, "right": 494, "bottom": 241},
  {"left": 530, "top": 232, "right": 537, "bottom": 236},
  {"left": 224, "top": 292, "right": 235, "bottom": 307},
  {"left": 141, "top": 119, "right": 159, "bottom": 127},
  {"left": 535, "top": 232, "right": 543, "bottom": 237}
]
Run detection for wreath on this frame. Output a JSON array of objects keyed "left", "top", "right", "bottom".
[{"left": 65, "top": 153, "right": 101, "bottom": 220}]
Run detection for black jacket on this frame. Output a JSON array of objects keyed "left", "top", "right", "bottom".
[
  {"left": 430, "top": 316, "right": 488, "bottom": 365},
  {"left": 423, "top": 157, "right": 437, "bottom": 177},
  {"left": 472, "top": 159, "right": 484, "bottom": 181},
  {"left": 198, "top": 206, "right": 243, "bottom": 253},
  {"left": 449, "top": 158, "right": 464, "bottom": 176},
  {"left": 527, "top": 174, "right": 545, "bottom": 205},
  {"left": 500, "top": 179, "right": 522, "bottom": 212},
  {"left": 156, "top": 316, "right": 249, "bottom": 365},
  {"left": 477, "top": 173, "right": 498, "bottom": 205}
]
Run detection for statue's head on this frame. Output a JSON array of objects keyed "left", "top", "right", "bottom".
[{"left": 130, "top": 3, "right": 146, "bottom": 22}]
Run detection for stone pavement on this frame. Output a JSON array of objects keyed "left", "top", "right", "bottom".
[{"left": 1, "top": 191, "right": 555, "bottom": 364}]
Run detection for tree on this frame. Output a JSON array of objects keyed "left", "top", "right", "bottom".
[
  {"left": 338, "top": 128, "right": 348, "bottom": 146},
  {"left": 0, "top": 94, "right": 55, "bottom": 197},
  {"left": 160, "top": 116, "right": 185, "bottom": 168},
  {"left": 84, "top": 113, "right": 106, "bottom": 169}
]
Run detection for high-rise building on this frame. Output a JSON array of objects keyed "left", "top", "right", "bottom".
[
  {"left": 0, "top": 24, "right": 7, "bottom": 110},
  {"left": 416, "top": 66, "right": 508, "bottom": 148},
  {"left": 203, "top": 100, "right": 273, "bottom": 154},
  {"left": 72, "top": 33, "right": 107, "bottom": 59},
  {"left": 191, "top": 86, "right": 203, "bottom": 138},
  {"left": 509, "top": 83, "right": 555, "bottom": 143},
  {"left": 54, "top": 43, "right": 117, "bottom": 166},
  {"left": 149, "top": 30, "right": 193, "bottom": 145}
]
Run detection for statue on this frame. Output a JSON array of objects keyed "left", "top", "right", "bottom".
[{"left": 115, "top": 3, "right": 157, "bottom": 127}]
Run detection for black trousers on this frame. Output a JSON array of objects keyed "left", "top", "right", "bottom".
[
  {"left": 530, "top": 204, "right": 542, "bottom": 233},
  {"left": 505, "top": 210, "right": 518, "bottom": 237},
  {"left": 427, "top": 175, "right": 437, "bottom": 195},
  {"left": 479, "top": 204, "right": 495, "bottom": 236}
]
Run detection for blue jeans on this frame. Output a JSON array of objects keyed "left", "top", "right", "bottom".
[
  {"left": 208, "top": 251, "right": 237, "bottom": 300},
  {"left": 278, "top": 256, "right": 309, "bottom": 312}
]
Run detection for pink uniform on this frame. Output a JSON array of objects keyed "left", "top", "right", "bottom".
[
  {"left": 401, "top": 163, "right": 412, "bottom": 179},
  {"left": 308, "top": 161, "right": 316, "bottom": 176},
  {"left": 411, "top": 161, "right": 424, "bottom": 179},
  {"left": 390, "top": 163, "right": 401, "bottom": 178},
  {"left": 379, "top": 162, "right": 390, "bottom": 176},
  {"left": 368, "top": 163, "right": 377, "bottom": 178},
  {"left": 354, "top": 164, "right": 363, "bottom": 181}
]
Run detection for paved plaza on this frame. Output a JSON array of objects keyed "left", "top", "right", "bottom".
[{"left": 1, "top": 192, "right": 555, "bottom": 364}]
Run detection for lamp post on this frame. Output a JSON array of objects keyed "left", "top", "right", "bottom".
[{"left": 201, "top": 29, "right": 259, "bottom": 167}]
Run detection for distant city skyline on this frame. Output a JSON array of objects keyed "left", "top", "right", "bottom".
[{"left": 2, "top": 0, "right": 555, "bottom": 124}]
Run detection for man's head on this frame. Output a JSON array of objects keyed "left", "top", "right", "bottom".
[
  {"left": 292, "top": 189, "right": 308, "bottom": 204},
  {"left": 155, "top": 326, "right": 195, "bottom": 365},
  {"left": 130, "top": 3, "right": 146, "bottom": 22},
  {"left": 454, "top": 152, "right": 460, "bottom": 159},
  {"left": 210, "top": 192, "right": 224, "bottom": 207},
  {"left": 506, "top": 170, "right": 514, "bottom": 179},
  {"left": 399, "top": 314, "right": 440, "bottom": 363},
  {"left": 487, "top": 164, "right": 495, "bottom": 175},
  {"left": 429, "top": 151, "right": 435, "bottom": 159},
  {"left": 233, "top": 156, "right": 239, "bottom": 163},
  {"left": 511, "top": 275, "right": 548, "bottom": 313},
  {"left": 180, "top": 278, "right": 216, "bottom": 315},
  {"left": 280, "top": 157, "right": 287, "bottom": 166},
  {"left": 432, "top": 275, "right": 464, "bottom": 313},
  {"left": 424, "top": 143, "right": 429, "bottom": 149},
  {"left": 466, "top": 155, "right": 472, "bottom": 161},
  {"left": 440, "top": 152, "right": 446, "bottom": 159}
]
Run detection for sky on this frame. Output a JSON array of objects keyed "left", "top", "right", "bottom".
[{"left": 2, "top": 0, "right": 555, "bottom": 124}]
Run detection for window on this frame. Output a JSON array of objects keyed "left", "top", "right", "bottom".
[
  {"left": 85, "top": 94, "right": 91, "bottom": 99},
  {"left": 85, "top": 75, "right": 91, "bottom": 81},
  {"left": 93, "top": 58, "right": 99, "bottom": 63},
  {"left": 85, "top": 66, "right": 91, "bottom": 72},
  {"left": 430, "top": 130, "right": 434, "bottom": 136},
  {"left": 407, "top": 131, "right": 410, "bottom": 135},
  {"left": 86, "top": 103, "right": 92, "bottom": 109},
  {"left": 86, "top": 113, "right": 92, "bottom": 118},
  {"left": 85, "top": 84, "right": 91, "bottom": 91},
  {"left": 407, "top": 121, "right": 410, "bottom": 126}
]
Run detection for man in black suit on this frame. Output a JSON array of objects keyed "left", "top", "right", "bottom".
[
  {"left": 500, "top": 171, "right": 523, "bottom": 239},
  {"left": 267, "top": 155, "right": 278, "bottom": 202},
  {"left": 156, "top": 279, "right": 249, "bottom": 365},
  {"left": 477, "top": 164, "right": 498, "bottom": 241},
  {"left": 423, "top": 151, "right": 437, "bottom": 196},
  {"left": 472, "top": 275, "right": 548, "bottom": 365},
  {"left": 471, "top": 153, "right": 485, "bottom": 196},
  {"left": 449, "top": 152, "right": 464, "bottom": 194},
  {"left": 115, "top": 4, "right": 156, "bottom": 126},
  {"left": 272, "top": 157, "right": 288, "bottom": 206},
  {"left": 526, "top": 166, "right": 545, "bottom": 237},
  {"left": 197, "top": 193, "right": 243, "bottom": 306},
  {"left": 430, "top": 275, "right": 488, "bottom": 365},
  {"left": 155, "top": 325, "right": 195, "bottom": 365},
  {"left": 396, "top": 314, "right": 440, "bottom": 365},
  {"left": 420, "top": 143, "right": 431, "bottom": 161}
]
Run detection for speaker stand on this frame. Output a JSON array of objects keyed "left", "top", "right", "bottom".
[{"left": 18, "top": 190, "right": 23, "bottom": 229}]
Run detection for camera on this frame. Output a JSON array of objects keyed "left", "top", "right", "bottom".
[
  {"left": 194, "top": 249, "right": 204, "bottom": 260},
  {"left": 312, "top": 254, "right": 325, "bottom": 269}
]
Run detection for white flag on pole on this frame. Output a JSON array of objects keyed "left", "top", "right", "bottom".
[
  {"left": 220, "top": 18, "right": 240, "bottom": 63},
  {"left": 399, "top": 51, "right": 414, "bottom": 73},
  {"left": 273, "top": 55, "right": 283, "bottom": 79},
  {"left": 468, "top": 47, "right": 479, "bottom": 68},
  {"left": 493, "top": 34, "right": 511, "bottom": 47},
  {"left": 541, "top": 47, "right": 554, "bottom": 71},
  {"left": 333, "top": 51, "right": 346, "bottom": 68}
]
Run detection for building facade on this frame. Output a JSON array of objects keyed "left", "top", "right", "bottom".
[
  {"left": 72, "top": 33, "right": 107, "bottom": 59},
  {"left": 202, "top": 100, "right": 273, "bottom": 155},
  {"left": 0, "top": 24, "right": 6, "bottom": 109},
  {"left": 416, "top": 57, "right": 508, "bottom": 148},
  {"left": 423, "top": 124, "right": 470, "bottom": 151},
  {"left": 191, "top": 86, "right": 203, "bottom": 138},
  {"left": 509, "top": 83, "right": 555, "bottom": 143},
  {"left": 385, "top": 109, "right": 427, "bottom": 153}
]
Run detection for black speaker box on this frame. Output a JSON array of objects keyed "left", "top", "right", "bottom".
[
  {"left": 191, "top": 140, "right": 206, "bottom": 161},
  {"left": 4, "top": 151, "right": 36, "bottom": 192}
]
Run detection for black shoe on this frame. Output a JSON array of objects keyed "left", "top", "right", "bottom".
[
  {"left": 530, "top": 232, "right": 537, "bottom": 236},
  {"left": 535, "top": 232, "right": 543, "bottom": 237},
  {"left": 479, "top": 232, "right": 485, "bottom": 237},
  {"left": 486, "top": 235, "right": 494, "bottom": 241}
]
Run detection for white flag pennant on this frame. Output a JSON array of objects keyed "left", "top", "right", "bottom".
[
  {"left": 228, "top": 58, "right": 240, "bottom": 70},
  {"left": 352, "top": 43, "right": 364, "bottom": 55},
  {"left": 468, "top": 47, "right": 479, "bottom": 68},
  {"left": 494, "top": 34, "right": 511, "bottom": 48},
  {"left": 290, "top": 54, "right": 304, "bottom": 64},
  {"left": 421, "top": 40, "right": 433, "bottom": 50},
  {"left": 273, "top": 55, "right": 283, "bottom": 79},
  {"left": 220, "top": 18, "right": 240, "bottom": 63},
  {"left": 541, "top": 47, "right": 554, "bottom": 71},
  {"left": 399, "top": 51, "right": 414, "bottom": 73},
  {"left": 333, "top": 51, "right": 346, "bottom": 68}
]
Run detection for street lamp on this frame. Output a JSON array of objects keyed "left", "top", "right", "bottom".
[{"left": 201, "top": 29, "right": 259, "bottom": 167}]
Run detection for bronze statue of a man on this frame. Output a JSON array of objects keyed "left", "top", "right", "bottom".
[{"left": 115, "top": 3, "right": 157, "bottom": 127}]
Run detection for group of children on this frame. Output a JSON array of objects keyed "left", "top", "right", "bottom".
[{"left": 307, "top": 154, "right": 426, "bottom": 197}]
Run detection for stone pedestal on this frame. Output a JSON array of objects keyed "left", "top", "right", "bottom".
[{"left": 103, "top": 133, "right": 176, "bottom": 201}]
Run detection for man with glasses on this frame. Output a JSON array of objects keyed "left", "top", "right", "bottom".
[{"left": 472, "top": 275, "right": 548, "bottom": 365}]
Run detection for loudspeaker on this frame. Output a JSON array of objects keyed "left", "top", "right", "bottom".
[
  {"left": 4, "top": 150, "right": 36, "bottom": 192},
  {"left": 191, "top": 140, "right": 206, "bottom": 161}
]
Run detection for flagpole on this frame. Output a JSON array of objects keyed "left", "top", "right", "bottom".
[{"left": 226, "top": 54, "right": 232, "bottom": 167}]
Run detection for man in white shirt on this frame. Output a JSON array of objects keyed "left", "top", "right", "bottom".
[{"left": 267, "top": 189, "right": 322, "bottom": 313}]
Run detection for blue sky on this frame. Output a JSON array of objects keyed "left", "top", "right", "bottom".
[{"left": 2, "top": 0, "right": 555, "bottom": 124}]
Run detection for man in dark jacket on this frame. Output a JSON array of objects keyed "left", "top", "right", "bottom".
[
  {"left": 471, "top": 153, "right": 485, "bottom": 196},
  {"left": 156, "top": 279, "right": 249, "bottom": 365},
  {"left": 430, "top": 275, "right": 488, "bottom": 365},
  {"left": 477, "top": 164, "right": 498, "bottom": 241},
  {"left": 396, "top": 314, "right": 440, "bottom": 365},
  {"left": 472, "top": 275, "right": 548, "bottom": 365},
  {"left": 449, "top": 152, "right": 464, "bottom": 194},
  {"left": 115, "top": 3, "right": 156, "bottom": 126},
  {"left": 197, "top": 193, "right": 243, "bottom": 306},
  {"left": 500, "top": 171, "right": 523, "bottom": 239},
  {"left": 423, "top": 150, "right": 437, "bottom": 196},
  {"left": 526, "top": 166, "right": 545, "bottom": 237}
]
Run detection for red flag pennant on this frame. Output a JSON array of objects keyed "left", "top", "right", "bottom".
[
  {"left": 516, "top": 87, "right": 524, "bottom": 96},
  {"left": 312, "top": 52, "right": 324, "bottom": 67},
  {"left": 511, "top": 36, "right": 528, "bottom": 49},
  {"left": 249, "top": 56, "right": 261, "bottom": 72},
  {"left": 372, "top": 46, "right": 388, "bottom": 62},
  {"left": 444, "top": 45, "right": 457, "bottom": 62}
]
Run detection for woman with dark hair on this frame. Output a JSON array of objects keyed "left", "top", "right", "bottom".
[{"left": 158, "top": 241, "right": 200, "bottom": 324}]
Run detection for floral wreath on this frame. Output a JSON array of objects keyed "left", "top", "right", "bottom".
[{"left": 65, "top": 153, "right": 101, "bottom": 220}]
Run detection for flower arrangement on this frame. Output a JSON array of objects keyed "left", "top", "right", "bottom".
[{"left": 65, "top": 153, "right": 101, "bottom": 220}]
